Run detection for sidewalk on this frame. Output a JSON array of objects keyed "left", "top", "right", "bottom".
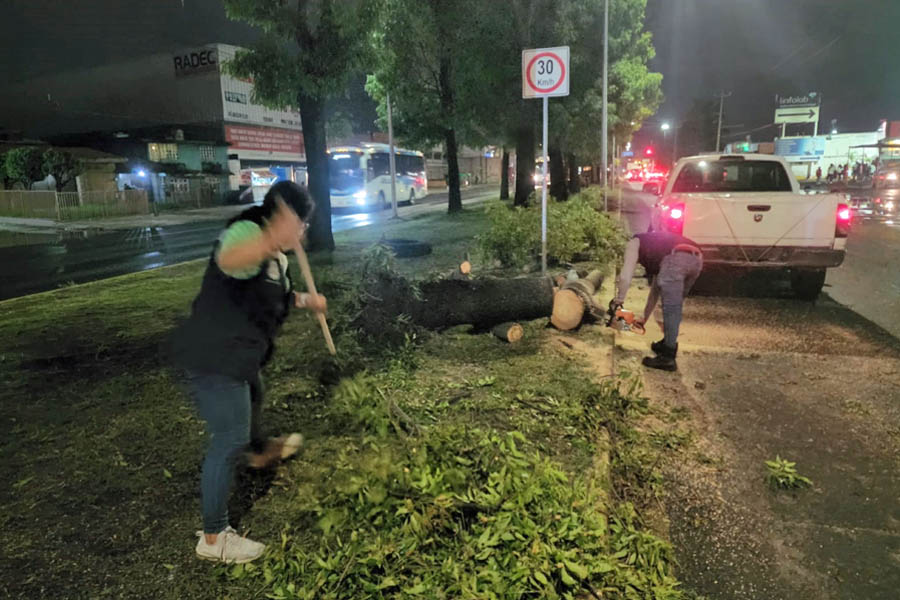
[
  {"left": 0, "top": 204, "right": 250, "bottom": 233},
  {"left": 0, "top": 185, "right": 499, "bottom": 233}
]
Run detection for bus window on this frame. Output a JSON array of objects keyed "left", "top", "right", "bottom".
[{"left": 369, "top": 152, "right": 390, "bottom": 179}]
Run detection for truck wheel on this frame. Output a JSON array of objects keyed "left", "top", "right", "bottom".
[{"left": 790, "top": 269, "right": 826, "bottom": 301}]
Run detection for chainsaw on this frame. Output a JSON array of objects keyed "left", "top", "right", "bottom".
[{"left": 605, "top": 304, "right": 646, "bottom": 335}]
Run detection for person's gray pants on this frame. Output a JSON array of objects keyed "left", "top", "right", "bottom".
[{"left": 655, "top": 251, "right": 702, "bottom": 352}]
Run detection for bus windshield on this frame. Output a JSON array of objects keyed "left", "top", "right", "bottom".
[{"left": 329, "top": 152, "right": 364, "bottom": 192}]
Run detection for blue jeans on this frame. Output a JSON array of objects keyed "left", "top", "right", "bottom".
[
  {"left": 656, "top": 252, "right": 702, "bottom": 351},
  {"left": 185, "top": 371, "right": 263, "bottom": 534}
]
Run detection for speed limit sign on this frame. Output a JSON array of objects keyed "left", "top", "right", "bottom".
[{"left": 522, "top": 46, "right": 570, "bottom": 98}]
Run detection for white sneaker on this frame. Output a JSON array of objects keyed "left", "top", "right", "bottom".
[{"left": 195, "top": 526, "right": 266, "bottom": 564}]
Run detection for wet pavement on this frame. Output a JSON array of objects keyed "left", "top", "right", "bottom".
[
  {"left": 618, "top": 189, "right": 900, "bottom": 600},
  {"left": 0, "top": 186, "right": 495, "bottom": 301}
]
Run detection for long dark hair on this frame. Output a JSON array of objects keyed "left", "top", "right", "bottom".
[{"left": 228, "top": 180, "right": 315, "bottom": 227}]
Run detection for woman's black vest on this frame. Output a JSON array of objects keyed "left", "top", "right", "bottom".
[{"left": 171, "top": 206, "right": 292, "bottom": 381}]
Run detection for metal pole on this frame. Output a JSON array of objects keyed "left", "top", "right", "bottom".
[
  {"left": 673, "top": 122, "right": 679, "bottom": 163},
  {"left": 541, "top": 96, "right": 549, "bottom": 275},
  {"left": 601, "top": 0, "right": 609, "bottom": 206},
  {"left": 612, "top": 132, "right": 616, "bottom": 188},
  {"left": 715, "top": 94, "right": 725, "bottom": 152},
  {"left": 387, "top": 93, "right": 398, "bottom": 218}
]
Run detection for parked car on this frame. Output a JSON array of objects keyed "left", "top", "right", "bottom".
[
  {"left": 652, "top": 153, "right": 849, "bottom": 300},
  {"left": 872, "top": 167, "right": 900, "bottom": 218}
]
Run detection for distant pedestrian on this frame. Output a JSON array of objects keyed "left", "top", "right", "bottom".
[
  {"left": 171, "top": 181, "right": 327, "bottom": 564},
  {"left": 816, "top": 166, "right": 822, "bottom": 182},
  {"left": 612, "top": 230, "right": 703, "bottom": 372},
  {"left": 843, "top": 164, "right": 850, "bottom": 182},
  {"left": 827, "top": 164, "right": 836, "bottom": 183}
]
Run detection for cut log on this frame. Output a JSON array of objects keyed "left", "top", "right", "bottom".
[
  {"left": 551, "top": 289, "right": 585, "bottom": 330},
  {"left": 551, "top": 269, "right": 605, "bottom": 331},
  {"left": 459, "top": 260, "right": 472, "bottom": 275},
  {"left": 491, "top": 322, "right": 524, "bottom": 343},
  {"left": 362, "top": 274, "right": 555, "bottom": 333}
]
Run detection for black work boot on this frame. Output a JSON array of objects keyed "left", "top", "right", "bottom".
[
  {"left": 642, "top": 344, "right": 677, "bottom": 372},
  {"left": 650, "top": 339, "right": 678, "bottom": 355}
]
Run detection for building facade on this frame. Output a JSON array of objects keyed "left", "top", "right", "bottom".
[{"left": 0, "top": 43, "right": 306, "bottom": 202}]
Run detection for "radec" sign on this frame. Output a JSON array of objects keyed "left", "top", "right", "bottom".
[{"left": 173, "top": 48, "right": 218, "bottom": 78}]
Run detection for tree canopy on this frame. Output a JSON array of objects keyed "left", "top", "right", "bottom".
[
  {"left": 3, "top": 147, "right": 45, "bottom": 190},
  {"left": 224, "top": 0, "right": 380, "bottom": 250},
  {"left": 367, "top": 0, "right": 480, "bottom": 212},
  {"left": 42, "top": 149, "right": 82, "bottom": 192}
]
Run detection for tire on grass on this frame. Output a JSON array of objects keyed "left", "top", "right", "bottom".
[{"left": 380, "top": 238, "right": 432, "bottom": 258}]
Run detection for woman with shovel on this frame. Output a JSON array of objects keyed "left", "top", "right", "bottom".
[{"left": 172, "top": 181, "right": 327, "bottom": 564}]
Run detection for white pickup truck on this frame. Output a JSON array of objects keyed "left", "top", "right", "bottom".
[{"left": 652, "top": 154, "right": 850, "bottom": 299}]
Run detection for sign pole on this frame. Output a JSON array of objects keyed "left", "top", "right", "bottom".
[
  {"left": 541, "top": 95, "right": 549, "bottom": 275},
  {"left": 522, "top": 46, "right": 569, "bottom": 276},
  {"left": 601, "top": 0, "right": 608, "bottom": 198}
]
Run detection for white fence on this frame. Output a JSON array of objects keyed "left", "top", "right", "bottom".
[{"left": 0, "top": 189, "right": 149, "bottom": 221}]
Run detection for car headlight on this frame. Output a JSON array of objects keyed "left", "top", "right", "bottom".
[
  {"left": 353, "top": 190, "right": 367, "bottom": 205},
  {"left": 886, "top": 201, "right": 895, "bottom": 211}
]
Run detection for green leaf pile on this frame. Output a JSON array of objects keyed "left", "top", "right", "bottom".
[{"left": 230, "top": 374, "right": 686, "bottom": 599}]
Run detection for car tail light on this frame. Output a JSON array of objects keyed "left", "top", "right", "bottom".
[
  {"left": 662, "top": 202, "right": 685, "bottom": 235},
  {"left": 874, "top": 197, "right": 882, "bottom": 204},
  {"left": 836, "top": 202, "right": 851, "bottom": 238}
]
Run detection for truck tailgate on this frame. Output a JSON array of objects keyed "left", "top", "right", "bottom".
[{"left": 675, "top": 192, "right": 837, "bottom": 247}]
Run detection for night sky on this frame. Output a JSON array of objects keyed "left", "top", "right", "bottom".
[{"left": 2, "top": 0, "right": 898, "bottom": 142}]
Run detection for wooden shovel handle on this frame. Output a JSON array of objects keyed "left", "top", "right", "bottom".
[{"left": 292, "top": 241, "right": 336, "bottom": 355}]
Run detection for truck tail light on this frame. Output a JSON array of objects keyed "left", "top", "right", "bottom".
[
  {"left": 662, "top": 202, "right": 685, "bottom": 235},
  {"left": 836, "top": 203, "right": 851, "bottom": 238}
]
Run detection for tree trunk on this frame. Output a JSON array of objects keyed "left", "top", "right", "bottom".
[
  {"left": 438, "top": 55, "right": 462, "bottom": 214},
  {"left": 567, "top": 153, "right": 581, "bottom": 194},
  {"left": 297, "top": 92, "right": 334, "bottom": 251},
  {"left": 500, "top": 148, "right": 510, "bottom": 199},
  {"left": 514, "top": 123, "right": 535, "bottom": 207},
  {"left": 445, "top": 128, "right": 462, "bottom": 213},
  {"left": 549, "top": 144, "right": 567, "bottom": 201},
  {"left": 362, "top": 275, "right": 555, "bottom": 332}
]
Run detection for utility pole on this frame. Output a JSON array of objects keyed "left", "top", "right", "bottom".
[
  {"left": 601, "top": 0, "right": 608, "bottom": 208},
  {"left": 715, "top": 91, "right": 732, "bottom": 152},
  {"left": 387, "top": 92, "right": 398, "bottom": 218}
]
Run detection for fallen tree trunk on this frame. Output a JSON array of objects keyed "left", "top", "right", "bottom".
[
  {"left": 491, "top": 322, "right": 524, "bottom": 343},
  {"left": 551, "top": 269, "right": 604, "bottom": 331},
  {"left": 363, "top": 275, "right": 555, "bottom": 332}
]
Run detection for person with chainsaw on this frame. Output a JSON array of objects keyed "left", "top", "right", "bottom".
[
  {"left": 611, "top": 229, "right": 703, "bottom": 371},
  {"left": 171, "top": 181, "right": 326, "bottom": 564}
]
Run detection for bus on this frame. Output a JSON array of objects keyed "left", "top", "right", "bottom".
[{"left": 328, "top": 143, "right": 428, "bottom": 211}]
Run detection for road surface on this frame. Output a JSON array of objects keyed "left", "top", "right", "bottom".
[
  {"left": 618, "top": 189, "right": 900, "bottom": 600},
  {"left": 0, "top": 185, "right": 495, "bottom": 301}
]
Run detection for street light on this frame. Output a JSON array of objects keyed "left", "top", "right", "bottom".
[{"left": 661, "top": 123, "right": 670, "bottom": 132}]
